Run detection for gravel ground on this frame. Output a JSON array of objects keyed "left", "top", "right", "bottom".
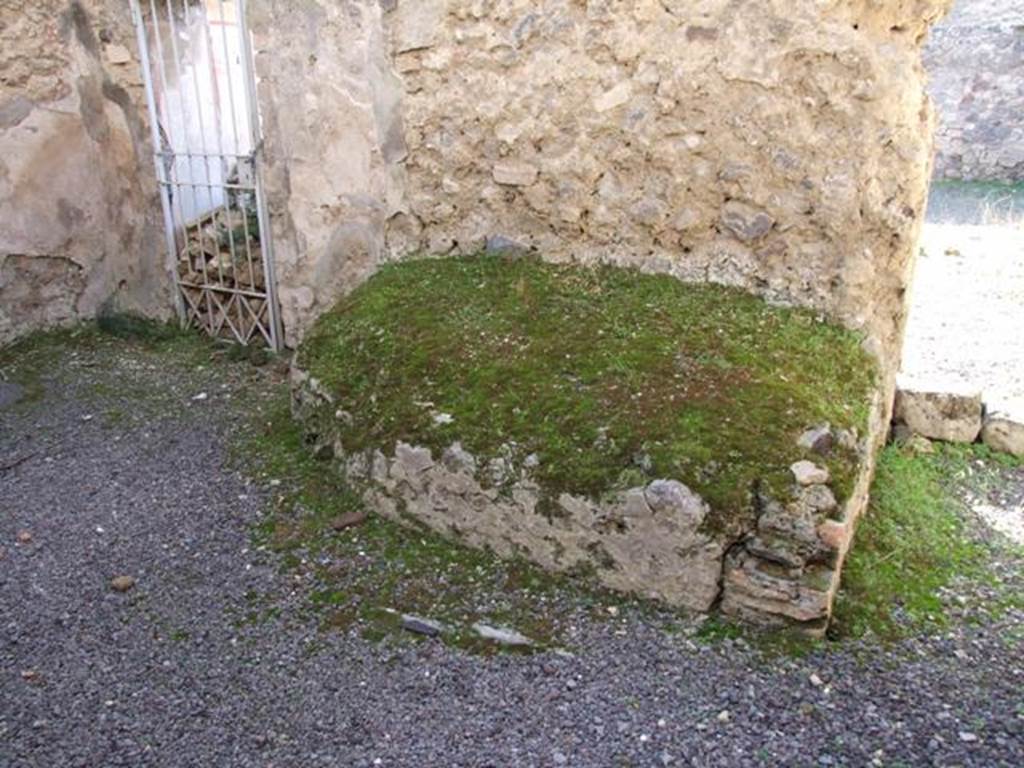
[
  {"left": 967, "top": 454, "right": 1024, "bottom": 546},
  {"left": 902, "top": 184, "right": 1024, "bottom": 411},
  {"left": 2, "top": 335, "right": 1023, "bottom": 768}
]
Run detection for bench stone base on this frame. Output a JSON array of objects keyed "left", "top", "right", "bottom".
[{"left": 292, "top": 366, "right": 883, "bottom": 634}]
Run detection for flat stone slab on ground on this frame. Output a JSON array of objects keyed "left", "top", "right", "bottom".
[
  {"left": 401, "top": 614, "right": 447, "bottom": 637},
  {"left": 472, "top": 623, "right": 533, "bottom": 647},
  {"left": 894, "top": 381, "right": 983, "bottom": 443},
  {"left": 982, "top": 408, "right": 1024, "bottom": 457}
]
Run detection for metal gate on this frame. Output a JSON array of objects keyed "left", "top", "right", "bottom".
[{"left": 130, "top": 0, "right": 282, "bottom": 350}]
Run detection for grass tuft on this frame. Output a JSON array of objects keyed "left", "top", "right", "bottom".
[{"left": 831, "top": 442, "right": 1022, "bottom": 640}]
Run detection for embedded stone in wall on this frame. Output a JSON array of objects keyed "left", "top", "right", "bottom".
[
  {"left": 790, "top": 461, "right": 830, "bottom": 487},
  {"left": 593, "top": 82, "right": 632, "bottom": 113},
  {"left": 391, "top": 0, "right": 445, "bottom": 54},
  {"left": 493, "top": 161, "right": 539, "bottom": 187},
  {"left": 720, "top": 202, "right": 775, "bottom": 244}
]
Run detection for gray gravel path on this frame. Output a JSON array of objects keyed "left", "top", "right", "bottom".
[{"left": 2, "top": 336, "right": 1022, "bottom": 768}]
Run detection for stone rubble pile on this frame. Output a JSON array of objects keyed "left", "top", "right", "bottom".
[
  {"left": 175, "top": 206, "right": 269, "bottom": 339},
  {"left": 720, "top": 423, "right": 870, "bottom": 631},
  {"left": 177, "top": 207, "right": 265, "bottom": 292}
]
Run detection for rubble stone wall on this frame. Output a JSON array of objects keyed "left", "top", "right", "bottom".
[
  {"left": 382, "top": 0, "right": 951, "bottom": 380},
  {"left": 925, "top": 0, "right": 1024, "bottom": 182},
  {"left": 0, "top": 0, "right": 170, "bottom": 346},
  {"left": 3, "top": 0, "right": 951, "bottom": 372}
]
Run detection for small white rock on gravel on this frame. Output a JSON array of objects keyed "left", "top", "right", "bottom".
[{"left": 970, "top": 496, "right": 1024, "bottom": 546}]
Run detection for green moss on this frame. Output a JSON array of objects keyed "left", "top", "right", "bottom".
[
  {"left": 298, "top": 255, "right": 877, "bottom": 531},
  {"left": 0, "top": 326, "right": 96, "bottom": 409},
  {"left": 96, "top": 311, "right": 186, "bottom": 343},
  {"left": 695, "top": 615, "right": 821, "bottom": 658}
]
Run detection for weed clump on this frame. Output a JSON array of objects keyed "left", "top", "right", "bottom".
[
  {"left": 96, "top": 310, "right": 184, "bottom": 343},
  {"left": 832, "top": 442, "right": 1023, "bottom": 639}
]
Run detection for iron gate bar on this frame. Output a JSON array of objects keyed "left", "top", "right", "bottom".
[
  {"left": 131, "top": 0, "right": 184, "bottom": 323},
  {"left": 167, "top": 0, "right": 226, "bottom": 308},
  {"left": 205, "top": 0, "right": 248, "bottom": 298},
  {"left": 129, "top": 0, "right": 283, "bottom": 351},
  {"left": 144, "top": 0, "right": 215, "bottom": 331},
  {"left": 237, "top": 0, "right": 283, "bottom": 351}
]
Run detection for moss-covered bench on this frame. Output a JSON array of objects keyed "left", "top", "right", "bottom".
[{"left": 291, "top": 256, "right": 882, "bottom": 634}]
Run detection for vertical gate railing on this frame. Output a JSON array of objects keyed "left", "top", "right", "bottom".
[{"left": 130, "top": 0, "right": 283, "bottom": 350}]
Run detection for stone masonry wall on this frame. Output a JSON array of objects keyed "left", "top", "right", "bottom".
[
  {"left": 292, "top": 365, "right": 882, "bottom": 632},
  {"left": 382, "top": 0, "right": 951, "bottom": 381},
  {"left": 249, "top": 0, "right": 407, "bottom": 348},
  {"left": 2, "top": 1, "right": 950, "bottom": 367},
  {"left": 925, "top": 0, "right": 1024, "bottom": 182},
  {"left": 0, "top": 0, "right": 170, "bottom": 346}
]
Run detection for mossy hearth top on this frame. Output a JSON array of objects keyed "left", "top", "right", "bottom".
[{"left": 297, "top": 256, "right": 876, "bottom": 533}]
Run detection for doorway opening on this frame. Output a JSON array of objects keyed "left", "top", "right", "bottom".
[
  {"left": 130, "top": 0, "right": 283, "bottom": 350},
  {"left": 904, "top": 2, "right": 1024, "bottom": 416}
]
